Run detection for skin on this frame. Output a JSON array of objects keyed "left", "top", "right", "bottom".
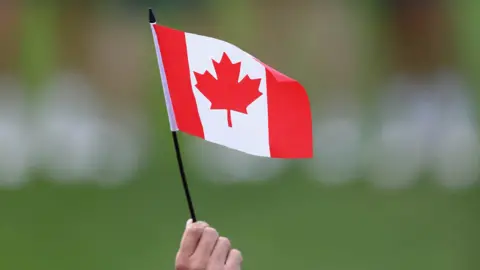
[{"left": 176, "top": 220, "right": 243, "bottom": 270}]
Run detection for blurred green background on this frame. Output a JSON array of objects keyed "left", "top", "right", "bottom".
[{"left": 0, "top": 0, "right": 479, "bottom": 269}]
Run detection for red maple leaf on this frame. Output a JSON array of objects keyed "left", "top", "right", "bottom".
[{"left": 193, "top": 53, "right": 263, "bottom": 127}]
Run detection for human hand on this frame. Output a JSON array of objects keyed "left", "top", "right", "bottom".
[{"left": 175, "top": 220, "right": 242, "bottom": 270}]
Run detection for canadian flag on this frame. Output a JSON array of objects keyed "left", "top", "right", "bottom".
[{"left": 150, "top": 12, "right": 312, "bottom": 158}]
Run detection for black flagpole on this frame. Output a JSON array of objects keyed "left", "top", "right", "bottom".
[
  {"left": 171, "top": 132, "right": 197, "bottom": 222},
  {"left": 150, "top": 8, "right": 197, "bottom": 222}
]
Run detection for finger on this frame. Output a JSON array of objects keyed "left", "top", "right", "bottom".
[
  {"left": 207, "top": 237, "right": 231, "bottom": 269},
  {"left": 178, "top": 221, "right": 209, "bottom": 257},
  {"left": 225, "top": 249, "right": 242, "bottom": 270},
  {"left": 190, "top": 227, "right": 219, "bottom": 268}
]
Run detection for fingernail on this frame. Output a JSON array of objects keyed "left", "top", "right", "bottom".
[{"left": 186, "top": 219, "right": 193, "bottom": 228}]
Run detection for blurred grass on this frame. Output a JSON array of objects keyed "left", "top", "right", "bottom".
[{"left": 0, "top": 157, "right": 479, "bottom": 270}]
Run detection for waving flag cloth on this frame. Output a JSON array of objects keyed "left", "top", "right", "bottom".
[{"left": 150, "top": 10, "right": 313, "bottom": 159}]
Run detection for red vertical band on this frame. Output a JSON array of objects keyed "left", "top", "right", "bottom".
[
  {"left": 265, "top": 65, "right": 313, "bottom": 158},
  {"left": 154, "top": 25, "right": 204, "bottom": 138}
]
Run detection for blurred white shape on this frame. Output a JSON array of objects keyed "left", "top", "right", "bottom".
[
  {"left": 35, "top": 72, "right": 147, "bottom": 186},
  {"left": 185, "top": 136, "right": 288, "bottom": 183},
  {"left": 432, "top": 121, "right": 479, "bottom": 188},
  {"left": 370, "top": 70, "right": 480, "bottom": 189},
  {"left": 35, "top": 72, "right": 104, "bottom": 183},
  {"left": 0, "top": 76, "right": 31, "bottom": 188},
  {"left": 367, "top": 75, "right": 433, "bottom": 189},
  {"left": 430, "top": 71, "right": 479, "bottom": 188},
  {"left": 366, "top": 122, "right": 425, "bottom": 189},
  {"left": 97, "top": 117, "right": 145, "bottom": 186},
  {"left": 308, "top": 117, "right": 361, "bottom": 185}
]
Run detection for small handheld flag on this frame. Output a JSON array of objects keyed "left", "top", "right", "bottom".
[
  {"left": 150, "top": 8, "right": 197, "bottom": 222},
  {"left": 149, "top": 8, "right": 313, "bottom": 220}
]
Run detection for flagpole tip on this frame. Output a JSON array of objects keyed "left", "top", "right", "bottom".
[{"left": 149, "top": 8, "right": 156, "bottom": 23}]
